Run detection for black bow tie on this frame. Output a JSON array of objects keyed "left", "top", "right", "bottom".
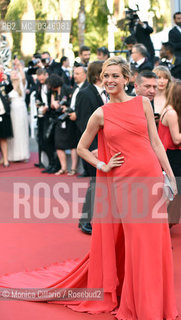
[
  {"left": 101, "top": 90, "right": 110, "bottom": 100},
  {"left": 132, "top": 61, "right": 138, "bottom": 67}
]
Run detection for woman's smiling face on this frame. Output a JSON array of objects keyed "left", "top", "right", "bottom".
[{"left": 102, "top": 65, "right": 127, "bottom": 95}]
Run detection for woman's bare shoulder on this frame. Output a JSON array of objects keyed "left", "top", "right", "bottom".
[{"left": 89, "top": 107, "right": 104, "bottom": 127}]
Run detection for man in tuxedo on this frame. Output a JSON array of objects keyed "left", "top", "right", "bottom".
[
  {"left": 159, "top": 42, "right": 181, "bottom": 80},
  {"left": 168, "top": 12, "right": 181, "bottom": 58},
  {"left": 35, "top": 68, "right": 61, "bottom": 173},
  {"left": 72, "top": 61, "right": 105, "bottom": 234},
  {"left": 131, "top": 43, "right": 153, "bottom": 72},
  {"left": 34, "top": 68, "right": 50, "bottom": 169},
  {"left": 67, "top": 63, "right": 88, "bottom": 114},
  {"left": 41, "top": 52, "right": 62, "bottom": 77},
  {"left": 60, "top": 56, "right": 71, "bottom": 86}
]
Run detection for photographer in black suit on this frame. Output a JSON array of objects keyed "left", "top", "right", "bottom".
[
  {"left": 168, "top": 12, "right": 181, "bottom": 58},
  {"left": 34, "top": 68, "right": 50, "bottom": 169},
  {"left": 41, "top": 52, "right": 62, "bottom": 77},
  {"left": 60, "top": 56, "right": 71, "bottom": 86},
  {"left": 134, "top": 19, "right": 155, "bottom": 65}
]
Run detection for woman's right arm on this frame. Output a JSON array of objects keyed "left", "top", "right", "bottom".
[
  {"left": 166, "top": 109, "right": 181, "bottom": 145},
  {"left": 77, "top": 107, "right": 124, "bottom": 173}
]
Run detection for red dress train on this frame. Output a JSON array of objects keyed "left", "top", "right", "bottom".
[{"left": 0, "top": 97, "right": 178, "bottom": 320}]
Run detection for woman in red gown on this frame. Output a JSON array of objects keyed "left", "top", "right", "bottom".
[
  {"left": 76, "top": 56, "right": 178, "bottom": 319},
  {"left": 158, "top": 80, "right": 181, "bottom": 226},
  {"left": 0, "top": 56, "right": 178, "bottom": 320}
]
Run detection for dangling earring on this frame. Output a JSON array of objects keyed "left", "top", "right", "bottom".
[{"left": 124, "top": 82, "right": 128, "bottom": 91}]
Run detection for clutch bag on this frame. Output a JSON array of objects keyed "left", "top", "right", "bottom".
[{"left": 162, "top": 171, "right": 174, "bottom": 201}]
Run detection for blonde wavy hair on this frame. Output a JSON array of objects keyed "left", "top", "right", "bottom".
[{"left": 100, "top": 56, "right": 131, "bottom": 82}]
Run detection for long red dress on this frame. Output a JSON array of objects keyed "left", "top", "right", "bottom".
[{"left": 0, "top": 96, "right": 178, "bottom": 320}]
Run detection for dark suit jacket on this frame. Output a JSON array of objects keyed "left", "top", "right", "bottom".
[
  {"left": 137, "top": 58, "right": 153, "bottom": 72},
  {"left": 169, "top": 26, "right": 181, "bottom": 57},
  {"left": 46, "top": 60, "right": 62, "bottom": 77},
  {"left": 75, "top": 83, "right": 104, "bottom": 176},
  {"left": 75, "top": 83, "right": 103, "bottom": 150},
  {"left": 159, "top": 56, "right": 181, "bottom": 80},
  {"left": 60, "top": 67, "right": 71, "bottom": 86},
  {"left": 135, "top": 22, "right": 155, "bottom": 62},
  {"left": 171, "top": 56, "right": 181, "bottom": 80}
]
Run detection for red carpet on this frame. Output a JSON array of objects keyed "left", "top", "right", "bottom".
[{"left": 0, "top": 153, "right": 180, "bottom": 319}]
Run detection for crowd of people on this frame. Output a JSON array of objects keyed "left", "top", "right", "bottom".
[
  {"left": 0, "top": 10, "right": 181, "bottom": 320},
  {"left": 0, "top": 12, "right": 180, "bottom": 233}
]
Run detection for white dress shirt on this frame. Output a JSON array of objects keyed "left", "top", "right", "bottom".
[{"left": 70, "top": 82, "right": 84, "bottom": 110}]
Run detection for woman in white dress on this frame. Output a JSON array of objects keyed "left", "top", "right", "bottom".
[{"left": 8, "top": 59, "right": 30, "bottom": 162}]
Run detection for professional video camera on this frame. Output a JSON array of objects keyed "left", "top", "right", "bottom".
[
  {"left": 125, "top": 5, "right": 140, "bottom": 34},
  {"left": 117, "top": 5, "right": 140, "bottom": 35}
]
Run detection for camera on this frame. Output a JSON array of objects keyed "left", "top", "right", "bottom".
[
  {"left": 41, "top": 58, "right": 50, "bottom": 65},
  {"left": 58, "top": 107, "right": 74, "bottom": 122},
  {"left": 28, "top": 59, "right": 40, "bottom": 67},
  {"left": 55, "top": 96, "right": 68, "bottom": 114},
  {"left": 125, "top": 5, "right": 139, "bottom": 34},
  {"left": 36, "top": 101, "right": 46, "bottom": 117},
  {"left": 125, "top": 7, "right": 139, "bottom": 22},
  {"left": 27, "top": 59, "right": 41, "bottom": 75}
]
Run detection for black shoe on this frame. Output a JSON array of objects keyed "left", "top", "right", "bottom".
[
  {"left": 78, "top": 222, "right": 92, "bottom": 235},
  {"left": 48, "top": 166, "right": 61, "bottom": 174},
  {"left": 41, "top": 165, "right": 53, "bottom": 173},
  {"left": 34, "top": 163, "right": 44, "bottom": 168}
]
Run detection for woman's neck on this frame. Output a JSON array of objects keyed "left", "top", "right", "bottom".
[
  {"left": 109, "top": 92, "right": 130, "bottom": 103},
  {"left": 156, "top": 88, "right": 166, "bottom": 97}
]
